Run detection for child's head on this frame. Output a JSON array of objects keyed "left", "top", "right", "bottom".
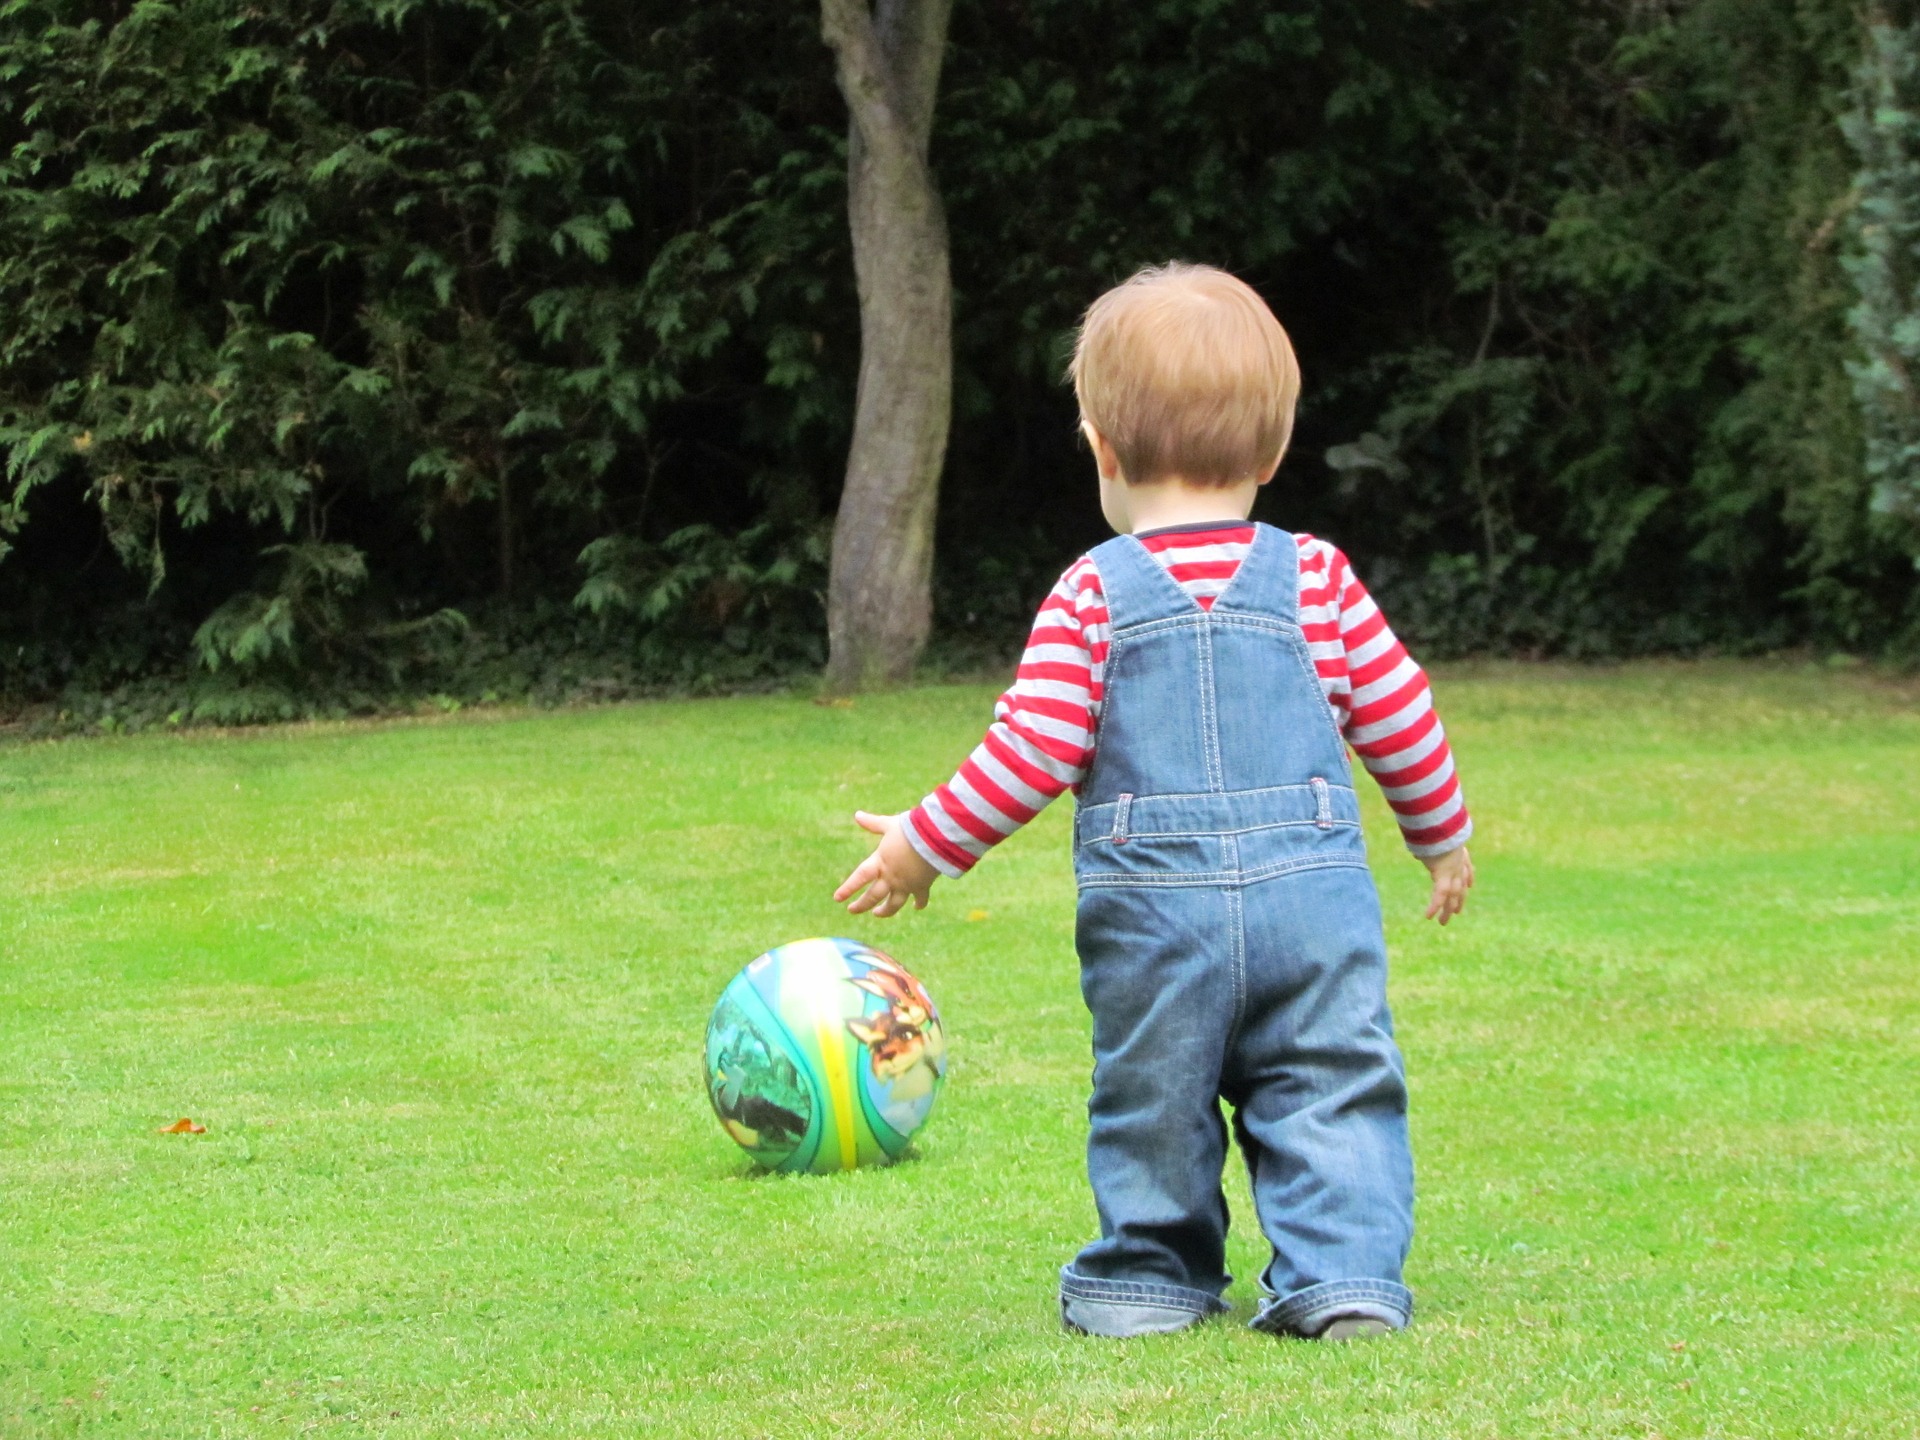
[{"left": 1070, "top": 263, "right": 1299, "bottom": 490}]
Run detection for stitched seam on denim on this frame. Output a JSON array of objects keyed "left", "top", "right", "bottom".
[
  {"left": 1119, "top": 532, "right": 1221, "bottom": 621},
  {"left": 1272, "top": 523, "right": 1299, "bottom": 625},
  {"left": 1079, "top": 629, "right": 1127, "bottom": 808},
  {"left": 1265, "top": 531, "right": 1348, "bottom": 765},
  {"left": 1259, "top": 1290, "right": 1411, "bottom": 1313},
  {"left": 1238, "top": 856, "right": 1371, "bottom": 885},
  {"left": 1078, "top": 870, "right": 1239, "bottom": 888},
  {"left": 1284, "top": 623, "right": 1353, "bottom": 766},
  {"left": 1078, "top": 819, "right": 1362, "bottom": 841},
  {"left": 1276, "top": 1280, "right": 1412, "bottom": 1302},
  {"left": 1105, "top": 614, "right": 1209, "bottom": 642},
  {"left": 1062, "top": 1292, "right": 1225, "bottom": 1317},
  {"left": 1200, "top": 519, "right": 1265, "bottom": 616},
  {"left": 1074, "top": 789, "right": 1360, "bottom": 831},
  {"left": 1059, "top": 1272, "right": 1225, "bottom": 1310},
  {"left": 1111, "top": 792, "right": 1132, "bottom": 844},
  {"left": 1063, "top": 1285, "right": 1209, "bottom": 1304},
  {"left": 1078, "top": 857, "right": 1371, "bottom": 889},
  {"left": 1076, "top": 781, "right": 1359, "bottom": 810},
  {"left": 1197, "top": 617, "right": 1222, "bottom": 792},
  {"left": 1118, "top": 522, "right": 1268, "bottom": 625},
  {"left": 1203, "top": 615, "right": 1302, "bottom": 636},
  {"left": 1113, "top": 525, "right": 1347, "bottom": 782},
  {"left": 1064, "top": 1283, "right": 1179, "bottom": 1299},
  {"left": 1226, "top": 884, "right": 1247, "bottom": 1040},
  {"left": 1069, "top": 1298, "right": 1213, "bottom": 1320},
  {"left": 1063, "top": 1289, "right": 1218, "bottom": 1314}
]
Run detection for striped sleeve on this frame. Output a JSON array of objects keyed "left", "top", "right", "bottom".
[
  {"left": 1296, "top": 534, "right": 1472, "bottom": 857},
  {"left": 902, "top": 558, "right": 1109, "bottom": 877}
]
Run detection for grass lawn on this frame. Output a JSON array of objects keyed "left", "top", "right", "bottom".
[{"left": 1, "top": 661, "right": 1916, "bottom": 1438}]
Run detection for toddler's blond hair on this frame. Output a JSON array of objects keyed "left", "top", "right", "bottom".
[{"left": 1069, "top": 263, "right": 1299, "bottom": 488}]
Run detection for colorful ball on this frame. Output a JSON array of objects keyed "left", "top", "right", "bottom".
[{"left": 704, "top": 938, "right": 947, "bottom": 1173}]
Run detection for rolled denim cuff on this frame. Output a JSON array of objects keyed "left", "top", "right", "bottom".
[
  {"left": 1059, "top": 1266, "right": 1230, "bottom": 1337},
  {"left": 1249, "top": 1278, "right": 1413, "bottom": 1336}
]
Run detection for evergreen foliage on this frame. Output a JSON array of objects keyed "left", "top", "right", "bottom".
[
  {"left": 1843, "top": 3, "right": 1920, "bottom": 567},
  {"left": 0, "top": 0, "right": 1913, "bottom": 726}
]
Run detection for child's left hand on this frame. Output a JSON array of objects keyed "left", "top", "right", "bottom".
[
  {"left": 834, "top": 810, "right": 940, "bottom": 917},
  {"left": 1420, "top": 845, "right": 1474, "bottom": 925}
]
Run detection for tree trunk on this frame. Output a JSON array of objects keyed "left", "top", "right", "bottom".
[{"left": 819, "top": 0, "right": 953, "bottom": 692}]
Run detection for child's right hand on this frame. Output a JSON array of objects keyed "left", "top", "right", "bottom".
[
  {"left": 1420, "top": 845, "right": 1474, "bottom": 925},
  {"left": 833, "top": 810, "right": 940, "bottom": 918}
]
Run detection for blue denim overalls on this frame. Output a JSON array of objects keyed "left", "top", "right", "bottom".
[{"left": 1058, "top": 522, "right": 1415, "bottom": 1338}]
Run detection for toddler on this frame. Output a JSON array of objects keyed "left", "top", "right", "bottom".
[{"left": 834, "top": 263, "right": 1473, "bottom": 1340}]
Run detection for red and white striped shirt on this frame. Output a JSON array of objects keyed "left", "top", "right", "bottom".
[{"left": 904, "top": 524, "right": 1472, "bottom": 877}]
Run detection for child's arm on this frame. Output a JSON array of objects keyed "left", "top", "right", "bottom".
[
  {"left": 833, "top": 559, "right": 1106, "bottom": 914},
  {"left": 1299, "top": 536, "right": 1473, "bottom": 922}
]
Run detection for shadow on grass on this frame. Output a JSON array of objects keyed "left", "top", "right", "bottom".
[{"left": 717, "top": 1142, "right": 931, "bottom": 1181}]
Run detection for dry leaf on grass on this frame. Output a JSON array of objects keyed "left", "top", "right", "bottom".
[{"left": 158, "top": 1118, "right": 206, "bottom": 1134}]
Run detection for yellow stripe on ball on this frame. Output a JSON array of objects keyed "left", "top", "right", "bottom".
[{"left": 815, "top": 1014, "right": 858, "bottom": 1171}]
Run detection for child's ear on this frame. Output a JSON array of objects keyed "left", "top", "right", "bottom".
[
  {"left": 1257, "top": 415, "right": 1295, "bottom": 487},
  {"left": 1081, "top": 422, "right": 1123, "bottom": 482}
]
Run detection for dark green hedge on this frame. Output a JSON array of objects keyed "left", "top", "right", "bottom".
[{"left": 1, "top": 0, "right": 1914, "bottom": 724}]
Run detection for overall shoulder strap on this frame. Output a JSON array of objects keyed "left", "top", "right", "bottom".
[
  {"left": 1210, "top": 523, "right": 1300, "bottom": 625},
  {"left": 1085, "top": 532, "right": 1196, "bottom": 631}
]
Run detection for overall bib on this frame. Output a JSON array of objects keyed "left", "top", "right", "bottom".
[{"left": 1059, "top": 523, "right": 1416, "bottom": 1337}]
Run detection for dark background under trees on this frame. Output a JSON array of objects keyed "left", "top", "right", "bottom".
[{"left": 3, "top": 0, "right": 1919, "bottom": 728}]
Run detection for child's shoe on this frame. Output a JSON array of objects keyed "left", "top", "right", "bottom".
[{"left": 1314, "top": 1314, "right": 1394, "bottom": 1341}]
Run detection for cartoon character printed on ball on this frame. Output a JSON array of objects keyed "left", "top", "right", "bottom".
[
  {"left": 845, "top": 958, "right": 946, "bottom": 1102},
  {"left": 710, "top": 1063, "right": 808, "bottom": 1152}
]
